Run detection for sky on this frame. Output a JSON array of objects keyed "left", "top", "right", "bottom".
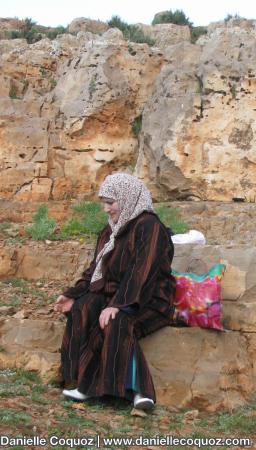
[{"left": 1, "top": 0, "right": 256, "bottom": 28}]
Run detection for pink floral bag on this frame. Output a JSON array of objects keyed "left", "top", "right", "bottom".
[{"left": 172, "top": 263, "right": 226, "bottom": 330}]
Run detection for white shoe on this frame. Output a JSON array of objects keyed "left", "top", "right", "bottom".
[
  {"left": 62, "top": 388, "right": 90, "bottom": 401},
  {"left": 134, "top": 393, "right": 154, "bottom": 410}
]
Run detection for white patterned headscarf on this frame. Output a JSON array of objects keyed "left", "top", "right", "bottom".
[{"left": 90, "top": 173, "right": 154, "bottom": 285}]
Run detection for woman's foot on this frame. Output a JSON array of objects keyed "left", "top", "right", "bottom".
[
  {"left": 133, "top": 393, "right": 154, "bottom": 410},
  {"left": 62, "top": 388, "right": 90, "bottom": 401}
]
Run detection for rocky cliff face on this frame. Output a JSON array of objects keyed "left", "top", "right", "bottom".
[
  {"left": 136, "top": 19, "right": 256, "bottom": 201},
  {"left": 1, "top": 18, "right": 256, "bottom": 201},
  {"left": 0, "top": 28, "right": 163, "bottom": 201}
]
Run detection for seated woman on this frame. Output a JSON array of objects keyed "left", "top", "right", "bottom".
[{"left": 54, "top": 172, "right": 176, "bottom": 410}]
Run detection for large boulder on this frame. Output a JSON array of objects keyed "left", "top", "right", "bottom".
[
  {"left": 0, "top": 318, "right": 63, "bottom": 380},
  {"left": 141, "top": 327, "right": 254, "bottom": 411},
  {"left": 135, "top": 23, "right": 191, "bottom": 49},
  {"left": 68, "top": 18, "right": 109, "bottom": 35}
]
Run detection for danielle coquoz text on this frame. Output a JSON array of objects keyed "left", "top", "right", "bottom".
[{"left": 0, "top": 435, "right": 253, "bottom": 448}]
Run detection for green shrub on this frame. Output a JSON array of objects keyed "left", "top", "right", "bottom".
[
  {"left": 155, "top": 205, "right": 189, "bottom": 234},
  {"left": 58, "top": 202, "right": 108, "bottom": 239},
  {"left": 59, "top": 218, "right": 88, "bottom": 238},
  {"left": 132, "top": 115, "right": 142, "bottom": 136},
  {"left": 46, "top": 26, "right": 67, "bottom": 40},
  {"left": 108, "top": 15, "right": 128, "bottom": 34},
  {"left": 152, "top": 9, "right": 193, "bottom": 26},
  {"left": 49, "top": 78, "right": 57, "bottom": 90},
  {"left": 191, "top": 26, "right": 207, "bottom": 43},
  {"left": 108, "top": 15, "right": 155, "bottom": 45},
  {"left": 9, "top": 84, "right": 18, "bottom": 99},
  {"left": 125, "top": 25, "right": 155, "bottom": 45},
  {"left": 72, "top": 201, "right": 108, "bottom": 233},
  {"left": 26, "top": 205, "right": 56, "bottom": 240},
  {"left": 6, "top": 17, "right": 42, "bottom": 43},
  {"left": 224, "top": 13, "right": 242, "bottom": 22}
]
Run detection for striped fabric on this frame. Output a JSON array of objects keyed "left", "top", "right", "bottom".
[{"left": 61, "top": 212, "right": 176, "bottom": 401}]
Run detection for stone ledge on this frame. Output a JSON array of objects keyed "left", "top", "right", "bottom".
[
  {"left": 1, "top": 242, "right": 256, "bottom": 331},
  {"left": 0, "top": 318, "right": 255, "bottom": 412}
]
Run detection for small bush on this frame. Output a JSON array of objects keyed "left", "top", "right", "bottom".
[
  {"left": 152, "top": 9, "right": 193, "bottom": 26},
  {"left": 46, "top": 26, "right": 67, "bottom": 40},
  {"left": 191, "top": 26, "right": 208, "bottom": 43},
  {"left": 108, "top": 15, "right": 155, "bottom": 46},
  {"left": 9, "top": 84, "right": 18, "bottom": 99},
  {"left": 155, "top": 206, "right": 189, "bottom": 234},
  {"left": 72, "top": 201, "right": 108, "bottom": 234},
  {"left": 224, "top": 13, "right": 242, "bottom": 22},
  {"left": 26, "top": 205, "right": 56, "bottom": 240},
  {"left": 108, "top": 15, "right": 128, "bottom": 34},
  {"left": 49, "top": 78, "right": 57, "bottom": 89},
  {"left": 57, "top": 202, "right": 108, "bottom": 240},
  {"left": 60, "top": 218, "right": 88, "bottom": 239},
  {"left": 132, "top": 115, "right": 142, "bottom": 137},
  {"left": 125, "top": 25, "right": 155, "bottom": 45}
]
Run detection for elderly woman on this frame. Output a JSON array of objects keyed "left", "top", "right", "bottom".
[{"left": 54, "top": 173, "right": 176, "bottom": 410}]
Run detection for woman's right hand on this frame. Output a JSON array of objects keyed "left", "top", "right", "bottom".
[{"left": 54, "top": 295, "right": 74, "bottom": 313}]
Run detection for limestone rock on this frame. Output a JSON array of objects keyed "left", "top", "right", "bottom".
[
  {"left": 0, "top": 246, "right": 17, "bottom": 278},
  {"left": 1, "top": 19, "right": 256, "bottom": 201},
  {"left": 136, "top": 21, "right": 256, "bottom": 201},
  {"left": 0, "top": 318, "right": 254, "bottom": 411},
  {"left": 136, "top": 23, "right": 191, "bottom": 49},
  {"left": 141, "top": 327, "right": 254, "bottom": 411},
  {"left": 0, "top": 17, "right": 24, "bottom": 38},
  {"left": 1, "top": 240, "right": 256, "bottom": 333},
  {"left": 0, "top": 32, "right": 163, "bottom": 201},
  {"left": 68, "top": 18, "right": 109, "bottom": 35},
  {"left": 0, "top": 318, "right": 63, "bottom": 380}
]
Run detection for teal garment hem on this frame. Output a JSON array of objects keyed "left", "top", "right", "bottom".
[{"left": 132, "top": 353, "right": 138, "bottom": 392}]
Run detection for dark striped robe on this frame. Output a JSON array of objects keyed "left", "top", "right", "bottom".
[{"left": 61, "top": 211, "right": 176, "bottom": 402}]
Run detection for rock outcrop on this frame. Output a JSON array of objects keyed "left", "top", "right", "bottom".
[
  {"left": 0, "top": 18, "right": 24, "bottom": 38},
  {"left": 135, "top": 23, "right": 191, "bottom": 49},
  {"left": 1, "top": 19, "right": 256, "bottom": 201},
  {"left": 0, "top": 29, "right": 163, "bottom": 201},
  {"left": 68, "top": 18, "right": 109, "bottom": 35},
  {"left": 136, "top": 19, "right": 256, "bottom": 201}
]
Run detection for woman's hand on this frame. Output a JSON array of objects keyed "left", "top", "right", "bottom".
[
  {"left": 54, "top": 295, "right": 74, "bottom": 313},
  {"left": 99, "top": 307, "right": 119, "bottom": 329}
]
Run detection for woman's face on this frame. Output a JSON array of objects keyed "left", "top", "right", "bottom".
[{"left": 100, "top": 197, "right": 120, "bottom": 223}]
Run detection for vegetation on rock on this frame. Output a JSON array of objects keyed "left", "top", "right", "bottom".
[
  {"left": 132, "top": 115, "right": 142, "bottom": 137},
  {"left": 24, "top": 203, "right": 188, "bottom": 241},
  {"left": 191, "top": 26, "right": 207, "bottom": 43},
  {"left": 155, "top": 205, "right": 188, "bottom": 234},
  {"left": 108, "top": 16, "right": 155, "bottom": 45},
  {"left": 152, "top": 9, "right": 193, "bottom": 27},
  {"left": 4, "top": 17, "right": 68, "bottom": 43},
  {"left": 26, "top": 205, "right": 56, "bottom": 240},
  {"left": 152, "top": 9, "right": 207, "bottom": 43},
  {"left": 60, "top": 201, "right": 108, "bottom": 239}
]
